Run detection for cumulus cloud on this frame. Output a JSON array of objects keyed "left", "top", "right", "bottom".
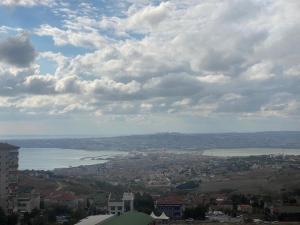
[
  {"left": 1, "top": 0, "right": 300, "bottom": 124},
  {"left": 35, "top": 24, "right": 107, "bottom": 48},
  {"left": 243, "top": 62, "right": 275, "bottom": 81},
  {"left": 0, "top": 34, "right": 36, "bottom": 67},
  {"left": 197, "top": 74, "right": 230, "bottom": 84},
  {"left": 126, "top": 2, "right": 171, "bottom": 30}
]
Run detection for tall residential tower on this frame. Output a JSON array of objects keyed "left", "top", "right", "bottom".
[{"left": 0, "top": 143, "right": 19, "bottom": 214}]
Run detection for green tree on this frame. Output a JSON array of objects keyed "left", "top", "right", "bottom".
[
  {"left": 0, "top": 208, "right": 7, "bottom": 225},
  {"left": 134, "top": 193, "right": 154, "bottom": 214},
  {"left": 183, "top": 204, "right": 208, "bottom": 220},
  {"left": 7, "top": 213, "right": 18, "bottom": 225}
]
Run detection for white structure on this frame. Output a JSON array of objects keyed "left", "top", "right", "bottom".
[
  {"left": 108, "top": 192, "right": 134, "bottom": 215},
  {"left": 18, "top": 189, "right": 40, "bottom": 213},
  {"left": 0, "top": 143, "right": 19, "bottom": 214},
  {"left": 150, "top": 211, "right": 169, "bottom": 222},
  {"left": 206, "top": 211, "right": 243, "bottom": 223}
]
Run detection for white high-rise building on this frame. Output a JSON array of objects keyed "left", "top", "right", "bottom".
[{"left": 0, "top": 143, "right": 19, "bottom": 214}]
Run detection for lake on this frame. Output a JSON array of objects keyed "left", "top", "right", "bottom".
[{"left": 19, "top": 148, "right": 128, "bottom": 170}]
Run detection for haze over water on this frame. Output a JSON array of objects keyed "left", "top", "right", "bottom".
[
  {"left": 19, "top": 147, "right": 300, "bottom": 171},
  {"left": 19, "top": 148, "right": 127, "bottom": 170}
]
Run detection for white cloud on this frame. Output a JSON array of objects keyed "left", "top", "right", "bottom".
[
  {"left": 0, "top": 0, "right": 54, "bottom": 7},
  {"left": 243, "top": 62, "right": 275, "bottom": 81},
  {"left": 1, "top": 0, "right": 300, "bottom": 123},
  {"left": 125, "top": 2, "right": 171, "bottom": 30},
  {"left": 35, "top": 24, "right": 107, "bottom": 48},
  {"left": 197, "top": 74, "right": 230, "bottom": 84}
]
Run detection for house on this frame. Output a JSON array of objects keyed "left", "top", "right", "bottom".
[
  {"left": 206, "top": 211, "right": 243, "bottom": 223},
  {"left": 238, "top": 204, "right": 253, "bottom": 214},
  {"left": 155, "top": 195, "right": 185, "bottom": 219},
  {"left": 107, "top": 192, "right": 134, "bottom": 215},
  {"left": 17, "top": 188, "right": 40, "bottom": 213}
]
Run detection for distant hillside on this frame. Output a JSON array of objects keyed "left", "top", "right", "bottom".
[{"left": 2, "top": 131, "right": 300, "bottom": 151}]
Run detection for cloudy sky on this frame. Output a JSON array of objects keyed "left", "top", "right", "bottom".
[{"left": 0, "top": 0, "right": 299, "bottom": 136}]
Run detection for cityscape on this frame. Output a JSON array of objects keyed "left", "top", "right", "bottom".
[
  {"left": 1, "top": 0, "right": 300, "bottom": 224},
  {"left": 0, "top": 134, "right": 300, "bottom": 225}
]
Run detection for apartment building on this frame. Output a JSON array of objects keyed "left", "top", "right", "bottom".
[{"left": 0, "top": 143, "right": 19, "bottom": 214}]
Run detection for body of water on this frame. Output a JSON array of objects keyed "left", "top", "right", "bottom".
[
  {"left": 202, "top": 148, "right": 300, "bottom": 157},
  {"left": 19, "top": 148, "right": 128, "bottom": 170},
  {"left": 18, "top": 148, "right": 300, "bottom": 170}
]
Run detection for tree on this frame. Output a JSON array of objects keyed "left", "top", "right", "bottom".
[
  {"left": 7, "top": 213, "right": 18, "bottom": 225},
  {"left": 134, "top": 193, "right": 154, "bottom": 214},
  {"left": 183, "top": 204, "right": 208, "bottom": 220},
  {"left": 0, "top": 208, "right": 7, "bottom": 225}
]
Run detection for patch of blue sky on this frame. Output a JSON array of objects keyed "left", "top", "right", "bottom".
[
  {"left": 31, "top": 35, "right": 89, "bottom": 57},
  {"left": 36, "top": 57, "right": 57, "bottom": 75},
  {"left": 0, "top": 5, "right": 61, "bottom": 30}
]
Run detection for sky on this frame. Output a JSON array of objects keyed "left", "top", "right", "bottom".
[{"left": 0, "top": 0, "right": 299, "bottom": 136}]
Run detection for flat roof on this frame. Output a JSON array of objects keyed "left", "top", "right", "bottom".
[
  {"left": 100, "top": 211, "right": 154, "bottom": 225},
  {"left": 75, "top": 215, "right": 114, "bottom": 225}
]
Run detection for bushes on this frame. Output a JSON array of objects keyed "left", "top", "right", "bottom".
[
  {"left": 183, "top": 205, "right": 208, "bottom": 220},
  {"left": 134, "top": 193, "right": 154, "bottom": 214}
]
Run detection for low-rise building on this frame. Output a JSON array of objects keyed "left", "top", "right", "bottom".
[
  {"left": 206, "top": 210, "right": 243, "bottom": 223},
  {"left": 155, "top": 195, "right": 185, "bottom": 219},
  {"left": 75, "top": 211, "right": 154, "bottom": 225},
  {"left": 107, "top": 192, "right": 134, "bottom": 215},
  {"left": 75, "top": 215, "right": 114, "bottom": 225},
  {"left": 238, "top": 204, "right": 253, "bottom": 214},
  {"left": 17, "top": 188, "right": 40, "bottom": 213}
]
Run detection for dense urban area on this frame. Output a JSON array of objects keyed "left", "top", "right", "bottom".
[{"left": 1, "top": 141, "right": 300, "bottom": 225}]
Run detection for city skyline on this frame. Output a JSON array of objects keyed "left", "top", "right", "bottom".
[{"left": 0, "top": 0, "right": 300, "bottom": 136}]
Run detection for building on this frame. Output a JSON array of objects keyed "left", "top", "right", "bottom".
[
  {"left": 17, "top": 187, "right": 40, "bottom": 213},
  {"left": 206, "top": 211, "right": 243, "bottom": 223},
  {"left": 0, "top": 143, "right": 19, "bottom": 214},
  {"left": 238, "top": 204, "right": 253, "bottom": 214},
  {"left": 155, "top": 195, "right": 185, "bottom": 219},
  {"left": 76, "top": 211, "right": 154, "bottom": 225},
  {"left": 75, "top": 215, "right": 114, "bottom": 225},
  {"left": 107, "top": 192, "right": 134, "bottom": 215}
]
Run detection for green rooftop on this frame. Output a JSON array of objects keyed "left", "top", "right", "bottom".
[{"left": 100, "top": 211, "right": 154, "bottom": 225}]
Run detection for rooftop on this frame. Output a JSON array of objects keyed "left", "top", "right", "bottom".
[
  {"left": 75, "top": 215, "right": 113, "bottom": 225},
  {"left": 0, "top": 143, "right": 20, "bottom": 151},
  {"left": 100, "top": 211, "right": 154, "bottom": 225},
  {"left": 157, "top": 195, "right": 185, "bottom": 205}
]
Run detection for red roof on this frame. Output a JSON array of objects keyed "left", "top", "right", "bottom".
[{"left": 157, "top": 195, "right": 185, "bottom": 205}]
